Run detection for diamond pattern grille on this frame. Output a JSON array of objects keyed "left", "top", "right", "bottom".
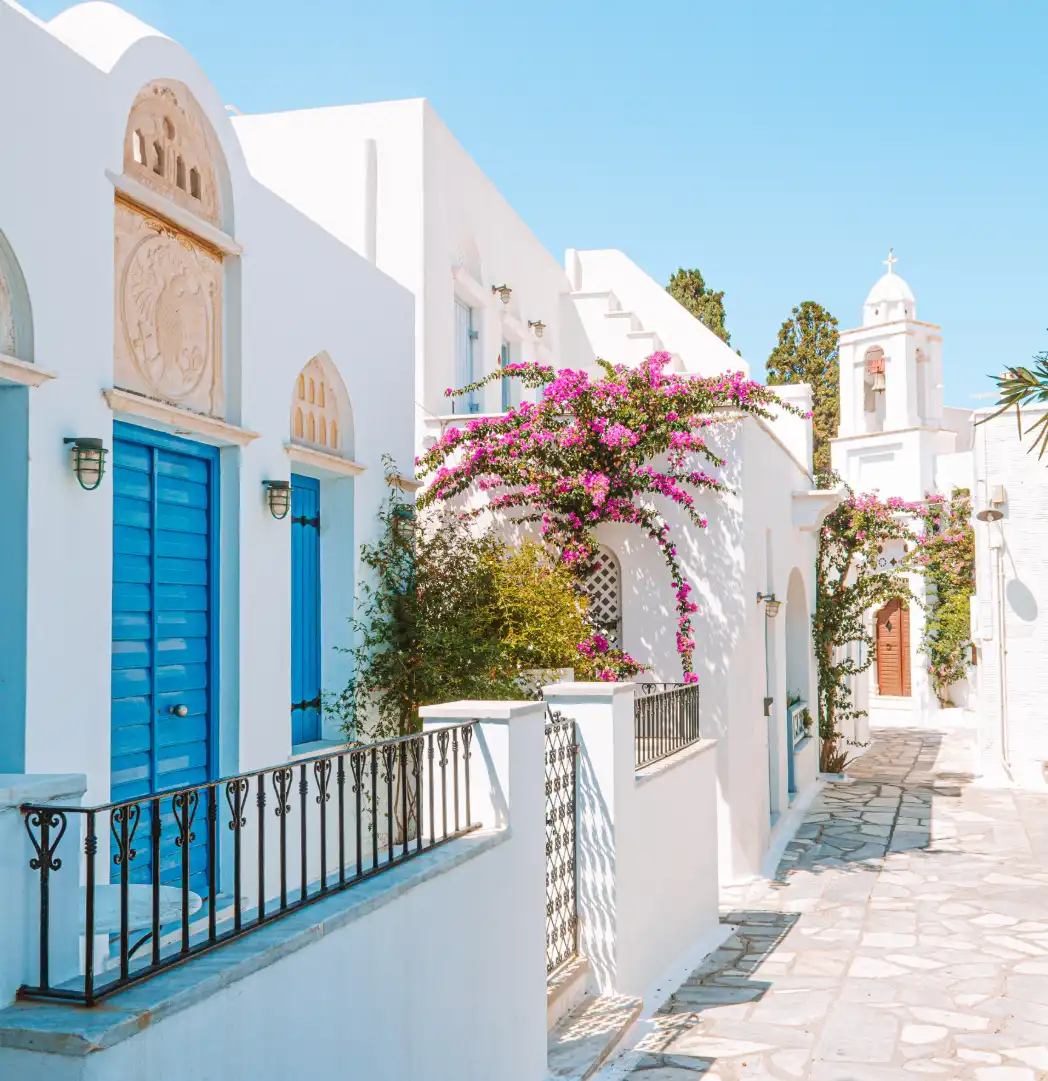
[
  {"left": 584, "top": 547, "right": 621, "bottom": 644},
  {"left": 545, "top": 709, "right": 578, "bottom": 975}
]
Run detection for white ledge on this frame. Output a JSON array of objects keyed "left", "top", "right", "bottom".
[
  {"left": 420, "top": 700, "right": 545, "bottom": 722},
  {"left": 791, "top": 485, "right": 847, "bottom": 531},
  {"left": 451, "top": 265, "right": 493, "bottom": 309},
  {"left": 104, "top": 389, "right": 259, "bottom": 447},
  {"left": 543, "top": 681, "right": 637, "bottom": 699},
  {"left": 394, "top": 474, "right": 423, "bottom": 492},
  {"left": 0, "top": 773, "right": 86, "bottom": 809},
  {"left": 107, "top": 170, "right": 243, "bottom": 256},
  {"left": 283, "top": 442, "right": 366, "bottom": 477},
  {"left": 0, "top": 353, "right": 56, "bottom": 388},
  {"left": 635, "top": 738, "right": 716, "bottom": 786}
]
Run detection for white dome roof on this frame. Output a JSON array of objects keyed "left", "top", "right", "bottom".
[{"left": 865, "top": 272, "right": 915, "bottom": 307}]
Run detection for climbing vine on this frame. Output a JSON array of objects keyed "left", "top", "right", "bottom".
[
  {"left": 813, "top": 480, "right": 922, "bottom": 772},
  {"left": 417, "top": 352, "right": 805, "bottom": 680},
  {"left": 913, "top": 490, "right": 975, "bottom": 706}
]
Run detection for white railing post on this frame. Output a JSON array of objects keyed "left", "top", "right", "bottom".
[
  {"left": 418, "top": 700, "right": 548, "bottom": 1080},
  {"left": 0, "top": 774, "right": 86, "bottom": 1005},
  {"left": 542, "top": 682, "right": 635, "bottom": 994}
]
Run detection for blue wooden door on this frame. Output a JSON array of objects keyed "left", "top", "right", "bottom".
[
  {"left": 291, "top": 475, "right": 321, "bottom": 745},
  {"left": 111, "top": 424, "right": 217, "bottom": 893}
]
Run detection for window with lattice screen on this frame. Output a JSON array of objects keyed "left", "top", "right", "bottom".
[{"left": 584, "top": 546, "right": 622, "bottom": 644}]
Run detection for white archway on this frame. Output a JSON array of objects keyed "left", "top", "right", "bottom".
[{"left": 0, "top": 229, "right": 33, "bottom": 362}]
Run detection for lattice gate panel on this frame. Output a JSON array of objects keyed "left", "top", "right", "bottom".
[
  {"left": 583, "top": 546, "right": 621, "bottom": 644},
  {"left": 545, "top": 709, "right": 578, "bottom": 975}
]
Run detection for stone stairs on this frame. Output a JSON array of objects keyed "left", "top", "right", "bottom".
[
  {"left": 569, "top": 290, "right": 682, "bottom": 371},
  {"left": 547, "top": 983, "right": 642, "bottom": 1080}
]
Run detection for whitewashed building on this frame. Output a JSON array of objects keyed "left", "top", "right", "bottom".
[
  {"left": 970, "top": 405, "right": 1048, "bottom": 788},
  {"left": 830, "top": 256, "right": 975, "bottom": 739}
]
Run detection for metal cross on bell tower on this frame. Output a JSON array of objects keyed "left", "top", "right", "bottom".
[{"left": 883, "top": 248, "right": 899, "bottom": 275}]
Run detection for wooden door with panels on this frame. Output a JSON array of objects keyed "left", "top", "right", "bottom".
[{"left": 875, "top": 598, "right": 911, "bottom": 696}]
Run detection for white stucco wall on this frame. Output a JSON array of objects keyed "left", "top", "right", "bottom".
[
  {"left": 972, "top": 407, "right": 1048, "bottom": 787},
  {"left": 0, "top": 1, "right": 415, "bottom": 797}
]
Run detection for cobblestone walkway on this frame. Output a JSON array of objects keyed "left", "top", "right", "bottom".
[{"left": 620, "top": 725, "right": 1048, "bottom": 1081}]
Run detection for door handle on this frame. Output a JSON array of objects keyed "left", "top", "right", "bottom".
[{"left": 169, "top": 704, "right": 189, "bottom": 717}]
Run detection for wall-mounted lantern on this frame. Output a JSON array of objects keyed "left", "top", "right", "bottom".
[
  {"left": 528, "top": 320, "right": 546, "bottom": 339},
  {"left": 64, "top": 438, "right": 108, "bottom": 491},
  {"left": 756, "top": 592, "right": 781, "bottom": 618},
  {"left": 263, "top": 479, "right": 292, "bottom": 520},
  {"left": 491, "top": 284, "right": 512, "bottom": 305}
]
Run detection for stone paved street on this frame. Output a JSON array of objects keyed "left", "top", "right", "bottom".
[{"left": 618, "top": 725, "right": 1048, "bottom": 1080}]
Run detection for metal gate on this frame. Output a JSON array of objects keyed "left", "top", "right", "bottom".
[{"left": 545, "top": 709, "right": 578, "bottom": 974}]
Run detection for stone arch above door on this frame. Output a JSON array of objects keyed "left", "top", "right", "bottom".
[
  {"left": 114, "top": 81, "right": 227, "bottom": 418},
  {"left": 0, "top": 230, "right": 33, "bottom": 362},
  {"left": 290, "top": 353, "right": 354, "bottom": 458}
]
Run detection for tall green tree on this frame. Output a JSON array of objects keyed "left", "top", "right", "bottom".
[
  {"left": 766, "top": 301, "right": 840, "bottom": 475},
  {"left": 667, "top": 268, "right": 731, "bottom": 345}
]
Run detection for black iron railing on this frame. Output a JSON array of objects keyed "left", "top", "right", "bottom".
[
  {"left": 20, "top": 722, "right": 476, "bottom": 1006},
  {"left": 634, "top": 683, "right": 700, "bottom": 768},
  {"left": 544, "top": 708, "right": 578, "bottom": 975}
]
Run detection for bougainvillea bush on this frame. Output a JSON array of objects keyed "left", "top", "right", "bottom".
[
  {"left": 417, "top": 352, "right": 802, "bottom": 680},
  {"left": 813, "top": 479, "right": 923, "bottom": 771},
  {"left": 913, "top": 490, "right": 975, "bottom": 706}
]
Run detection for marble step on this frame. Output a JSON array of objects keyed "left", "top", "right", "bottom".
[
  {"left": 547, "top": 991, "right": 643, "bottom": 1080},
  {"left": 547, "top": 955, "right": 592, "bottom": 1031}
]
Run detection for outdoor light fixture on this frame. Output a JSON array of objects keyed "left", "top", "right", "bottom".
[
  {"left": 756, "top": 592, "right": 781, "bottom": 618},
  {"left": 491, "top": 284, "right": 512, "bottom": 305},
  {"left": 263, "top": 480, "right": 292, "bottom": 520},
  {"left": 528, "top": 320, "right": 546, "bottom": 339},
  {"left": 975, "top": 507, "right": 1004, "bottom": 523},
  {"left": 64, "top": 438, "right": 108, "bottom": 491}
]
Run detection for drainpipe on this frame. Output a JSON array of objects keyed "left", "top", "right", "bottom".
[{"left": 993, "top": 533, "right": 1013, "bottom": 780}]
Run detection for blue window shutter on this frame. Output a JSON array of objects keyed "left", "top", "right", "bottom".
[
  {"left": 500, "top": 342, "right": 512, "bottom": 411},
  {"left": 290, "top": 475, "right": 322, "bottom": 745}
]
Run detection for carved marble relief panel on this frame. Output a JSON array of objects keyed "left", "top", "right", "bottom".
[{"left": 114, "top": 199, "right": 224, "bottom": 416}]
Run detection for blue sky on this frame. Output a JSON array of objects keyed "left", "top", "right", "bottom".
[{"left": 25, "top": 0, "right": 1047, "bottom": 405}]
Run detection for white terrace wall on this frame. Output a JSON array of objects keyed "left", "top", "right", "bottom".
[
  {"left": 973, "top": 407, "right": 1048, "bottom": 787},
  {"left": 593, "top": 410, "right": 823, "bottom": 884},
  {"left": 0, "top": 1, "right": 414, "bottom": 795},
  {"left": 233, "top": 99, "right": 576, "bottom": 452}
]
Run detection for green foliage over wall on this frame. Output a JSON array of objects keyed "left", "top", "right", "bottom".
[
  {"left": 766, "top": 301, "right": 840, "bottom": 476},
  {"left": 666, "top": 267, "right": 731, "bottom": 345}
]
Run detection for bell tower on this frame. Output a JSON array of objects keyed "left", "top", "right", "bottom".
[{"left": 832, "top": 252, "right": 947, "bottom": 500}]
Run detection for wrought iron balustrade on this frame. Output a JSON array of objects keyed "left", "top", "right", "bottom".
[
  {"left": 20, "top": 722, "right": 476, "bottom": 1006},
  {"left": 544, "top": 708, "right": 578, "bottom": 975},
  {"left": 634, "top": 683, "right": 701, "bottom": 768}
]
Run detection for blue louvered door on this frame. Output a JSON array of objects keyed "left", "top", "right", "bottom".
[
  {"left": 291, "top": 475, "right": 321, "bottom": 745},
  {"left": 111, "top": 424, "right": 217, "bottom": 893}
]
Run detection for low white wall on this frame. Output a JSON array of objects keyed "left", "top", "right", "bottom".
[
  {"left": 0, "top": 704, "right": 548, "bottom": 1081},
  {"left": 545, "top": 683, "right": 720, "bottom": 999},
  {"left": 618, "top": 742, "right": 720, "bottom": 996}
]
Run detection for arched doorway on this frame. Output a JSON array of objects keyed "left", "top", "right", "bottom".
[{"left": 876, "top": 598, "right": 911, "bottom": 696}]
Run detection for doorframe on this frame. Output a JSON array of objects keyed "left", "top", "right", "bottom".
[
  {"left": 113, "top": 421, "right": 222, "bottom": 785},
  {"left": 875, "top": 597, "right": 911, "bottom": 698}
]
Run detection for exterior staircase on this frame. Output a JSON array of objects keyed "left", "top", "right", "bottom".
[{"left": 570, "top": 290, "right": 683, "bottom": 372}]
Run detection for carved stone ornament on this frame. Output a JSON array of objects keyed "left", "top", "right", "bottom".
[
  {"left": 114, "top": 200, "right": 224, "bottom": 416},
  {"left": 124, "top": 81, "right": 222, "bottom": 227},
  {"left": 0, "top": 269, "right": 14, "bottom": 356}
]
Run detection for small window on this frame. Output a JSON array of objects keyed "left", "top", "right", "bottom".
[
  {"left": 133, "top": 131, "right": 146, "bottom": 165},
  {"left": 189, "top": 167, "right": 201, "bottom": 199},
  {"left": 307, "top": 414, "right": 316, "bottom": 442},
  {"left": 297, "top": 374, "right": 306, "bottom": 399},
  {"left": 319, "top": 417, "right": 327, "bottom": 446},
  {"left": 176, "top": 157, "right": 186, "bottom": 190},
  {"left": 330, "top": 420, "right": 338, "bottom": 450},
  {"left": 153, "top": 142, "right": 164, "bottom": 177},
  {"left": 308, "top": 378, "right": 315, "bottom": 404},
  {"left": 294, "top": 408, "right": 304, "bottom": 438},
  {"left": 318, "top": 383, "right": 326, "bottom": 408}
]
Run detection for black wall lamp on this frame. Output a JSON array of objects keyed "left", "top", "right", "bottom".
[
  {"left": 756, "top": 592, "right": 781, "bottom": 618},
  {"left": 263, "top": 479, "right": 292, "bottom": 520},
  {"left": 528, "top": 319, "right": 546, "bottom": 339},
  {"left": 491, "top": 284, "right": 512, "bottom": 305},
  {"left": 64, "top": 438, "right": 108, "bottom": 491}
]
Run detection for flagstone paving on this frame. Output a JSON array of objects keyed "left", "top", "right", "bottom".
[{"left": 617, "top": 725, "right": 1048, "bottom": 1080}]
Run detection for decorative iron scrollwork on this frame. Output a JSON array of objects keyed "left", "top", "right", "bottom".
[
  {"left": 226, "top": 777, "right": 248, "bottom": 829},
  {"left": 25, "top": 809, "right": 68, "bottom": 872},
  {"left": 349, "top": 748, "right": 367, "bottom": 793},
  {"left": 111, "top": 804, "right": 142, "bottom": 866},
  {"left": 544, "top": 709, "right": 578, "bottom": 975},
  {"left": 272, "top": 767, "right": 294, "bottom": 817},
  {"left": 172, "top": 790, "right": 198, "bottom": 849},
  {"left": 314, "top": 758, "right": 332, "bottom": 804}
]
